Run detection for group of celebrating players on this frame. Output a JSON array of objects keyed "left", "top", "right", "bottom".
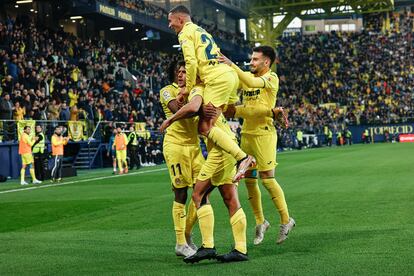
[{"left": 159, "top": 5, "right": 295, "bottom": 263}]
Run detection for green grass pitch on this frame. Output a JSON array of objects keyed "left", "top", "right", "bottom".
[{"left": 0, "top": 143, "right": 413, "bottom": 275}]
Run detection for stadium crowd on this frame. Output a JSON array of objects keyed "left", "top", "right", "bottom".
[
  {"left": 0, "top": 15, "right": 172, "bottom": 139},
  {"left": 1, "top": 10, "right": 413, "bottom": 151},
  {"left": 276, "top": 11, "right": 414, "bottom": 148}
]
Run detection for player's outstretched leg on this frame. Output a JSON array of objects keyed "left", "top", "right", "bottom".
[
  {"left": 261, "top": 177, "right": 295, "bottom": 244},
  {"left": 245, "top": 175, "right": 270, "bottom": 245},
  {"left": 173, "top": 187, "right": 196, "bottom": 257},
  {"left": 184, "top": 181, "right": 217, "bottom": 263},
  {"left": 216, "top": 184, "right": 248, "bottom": 263},
  {"left": 185, "top": 198, "right": 198, "bottom": 251}
]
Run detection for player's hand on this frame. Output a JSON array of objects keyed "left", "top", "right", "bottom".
[
  {"left": 223, "top": 104, "right": 236, "bottom": 119},
  {"left": 160, "top": 119, "right": 172, "bottom": 133},
  {"left": 35, "top": 136, "right": 40, "bottom": 141},
  {"left": 218, "top": 53, "right": 233, "bottom": 66},
  {"left": 202, "top": 103, "right": 218, "bottom": 119},
  {"left": 273, "top": 107, "right": 289, "bottom": 129}
]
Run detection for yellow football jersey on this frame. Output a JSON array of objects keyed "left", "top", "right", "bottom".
[
  {"left": 178, "top": 22, "right": 234, "bottom": 92},
  {"left": 239, "top": 70, "right": 279, "bottom": 135},
  {"left": 160, "top": 83, "right": 199, "bottom": 145}
]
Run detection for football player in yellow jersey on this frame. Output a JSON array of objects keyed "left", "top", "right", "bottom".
[
  {"left": 218, "top": 46, "right": 295, "bottom": 245},
  {"left": 168, "top": 5, "right": 255, "bottom": 182},
  {"left": 160, "top": 61, "right": 205, "bottom": 257},
  {"left": 160, "top": 85, "right": 248, "bottom": 264}
]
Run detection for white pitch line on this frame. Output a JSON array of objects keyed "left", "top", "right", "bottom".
[{"left": 0, "top": 168, "right": 168, "bottom": 195}]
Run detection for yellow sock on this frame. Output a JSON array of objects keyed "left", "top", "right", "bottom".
[
  {"left": 185, "top": 199, "right": 197, "bottom": 236},
  {"left": 235, "top": 105, "right": 272, "bottom": 120},
  {"left": 245, "top": 178, "right": 264, "bottom": 225},
  {"left": 29, "top": 168, "right": 37, "bottom": 182},
  {"left": 118, "top": 159, "right": 123, "bottom": 172},
  {"left": 172, "top": 201, "right": 186, "bottom": 245},
  {"left": 20, "top": 168, "right": 25, "bottom": 183},
  {"left": 262, "top": 178, "right": 290, "bottom": 224},
  {"left": 230, "top": 208, "right": 247, "bottom": 254},
  {"left": 207, "top": 126, "right": 246, "bottom": 161},
  {"left": 197, "top": 205, "right": 214, "bottom": 248}
]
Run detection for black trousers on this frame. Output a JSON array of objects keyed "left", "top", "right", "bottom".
[
  {"left": 128, "top": 145, "right": 140, "bottom": 169},
  {"left": 51, "top": 155, "right": 63, "bottom": 180},
  {"left": 34, "top": 152, "right": 46, "bottom": 181}
]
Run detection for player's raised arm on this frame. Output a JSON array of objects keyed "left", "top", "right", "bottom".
[
  {"left": 180, "top": 33, "right": 197, "bottom": 94},
  {"left": 219, "top": 53, "right": 278, "bottom": 89}
]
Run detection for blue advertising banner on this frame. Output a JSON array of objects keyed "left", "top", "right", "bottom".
[{"left": 349, "top": 123, "right": 414, "bottom": 143}]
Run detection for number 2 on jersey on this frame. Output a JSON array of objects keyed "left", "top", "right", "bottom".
[{"left": 201, "top": 34, "right": 217, "bottom": 60}]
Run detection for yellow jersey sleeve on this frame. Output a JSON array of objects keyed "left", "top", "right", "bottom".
[
  {"left": 160, "top": 84, "right": 179, "bottom": 119},
  {"left": 179, "top": 24, "right": 197, "bottom": 93},
  {"left": 260, "top": 72, "right": 279, "bottom": 90}
]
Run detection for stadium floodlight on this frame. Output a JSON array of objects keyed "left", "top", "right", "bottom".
[
  {"left": 110, "top": 27, "right": 124, "bottom": 31},
  {"left": 16, "top": 0, "right": 33, "bottom": 3},
  {"left": 141, "top": 37, "right": 149, "bottom": 40},
  {"left": 70, "top": 16, "right": 83, "bottom": 20},
  {"left": 135, "top": 28, "right": 139, "bottom": 32},
  {"left": 172, "top": 44, "right": 180, "bottom": 48}
]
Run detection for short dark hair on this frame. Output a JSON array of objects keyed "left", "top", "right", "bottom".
[
  {"left": 168, "top": 60, "right": 186, "bottom": 83},
  {"left": 253, "top": 46, "right": 276, "bottom": 65},
  {"left": 169, "top": 5, "right": 191, "bottom": 15},
  {"left": 24, "top": 126, "right": 30, "bottom": 130}
]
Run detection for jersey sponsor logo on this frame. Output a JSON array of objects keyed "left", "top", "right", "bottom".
[{"left": 242, "top": 89, "right": 260, "bottom": 97}]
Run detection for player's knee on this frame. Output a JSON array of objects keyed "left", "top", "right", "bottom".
[{"left": 174, "top": 188, "right": 187, "bottom": 204}]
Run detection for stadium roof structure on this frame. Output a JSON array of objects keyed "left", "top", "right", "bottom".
[{"left": 248, "top": 0, "right": 395, "bottom": 47}]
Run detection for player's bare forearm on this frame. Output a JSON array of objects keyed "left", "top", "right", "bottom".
[
  {"left": 167, "top": 100, "right": 180, "bottom": 114},
  {"left": 169, "top": 96, "right": 202, "bottom": 124}
]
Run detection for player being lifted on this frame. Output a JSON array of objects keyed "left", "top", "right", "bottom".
[
  {"left": 161, "top": 83, "right": 248, "bottom": 263},
  {"left": 160, "top": 61, "right": 205, "bottom": 257},
  {"left": 167, "top": 5, "right": 254, "bottom": 182},
  {"left": 219, "top": 46, "right": 295, "bottom": 245}
]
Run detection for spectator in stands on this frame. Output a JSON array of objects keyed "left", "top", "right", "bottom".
[
  {"left": 0, "top": 93, "right": 13, "bottom": 120},
  {"left": 59, "top": 102, "right": 70, "bottom": 121}
]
